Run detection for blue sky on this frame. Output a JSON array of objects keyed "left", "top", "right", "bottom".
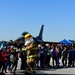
[{"left": 0, "top": 0, "right": 75, "bottom": 42}]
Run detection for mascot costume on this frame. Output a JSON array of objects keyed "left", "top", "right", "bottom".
[{"left": 22, "top": 33, "right": 37, "bottom": 75}]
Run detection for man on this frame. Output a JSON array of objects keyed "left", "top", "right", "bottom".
[
  {"left": 68, "top": 47, "right": 74, "bottom": 67},
  {"left": 62, "top": 46, "right": 68, "bottom": 67},
  {"left": 22, "top": 33, "right": 37, "bottom": 75},
  {"left": 45, "top": 43, "right": 51, "bottom": 67}
]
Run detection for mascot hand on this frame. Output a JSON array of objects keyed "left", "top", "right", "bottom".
[{"left": 25, "top": 47, "right": 29, "bottom": 51}]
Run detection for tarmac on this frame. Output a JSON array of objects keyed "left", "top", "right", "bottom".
[{"left": 4, "top": 58, "right": 75, "bottom": 75}]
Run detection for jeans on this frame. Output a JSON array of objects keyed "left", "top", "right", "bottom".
[
  {"left": 0, "top": 62, "right": 6, "bottom": 73},
  {"left": 5, "top": 60, "right": 11, "bottom": 71}
]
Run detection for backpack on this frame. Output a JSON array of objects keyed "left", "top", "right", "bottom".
[{"left": 10, "top": 55, "right": 15, "bottom": 63}]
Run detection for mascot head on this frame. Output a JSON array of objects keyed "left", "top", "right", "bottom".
[
  {"left": 24, "top": 33, "right": 32, "bottom": 40},
  {"left": 24, "top": 33, "right": 34, "bottom": 46}
]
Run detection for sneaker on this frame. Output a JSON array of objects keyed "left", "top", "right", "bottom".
[
  {"left": 9, "top": 70, "right": 14, "bottom": 74},
  {"left": 7, "top": 70, "right": 11, "bottom": 73}
]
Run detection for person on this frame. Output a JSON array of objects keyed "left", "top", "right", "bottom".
[
  {"left": 20, "top": 45, "right": 27, "bottom": 70},
  {"left": 56, "top": 46, "right": 61, "bottom": 67},
  {"left": 36, "top": 44, "right": 42, "bottom": 67},
  {"left": 10, "top": 47, "right": 19, "bottom": 74},
  {"left": 68, "top": 47, "right": 74, "bottom": 67},
  {"left": 72, "top": 46, "right": 75, "bottom": 66},
  {"left": 62, "top": 46, "right": 68, "bottom": 67},
  {"left": 22, "top": 33, "right": 37, "bottom": 75},
  {"left": 51, "top": 44, "right": 58, "bottom": 67},
  {"left": 5, "top": 46, "right": 11, "bottom": 73},
  {"left": 40, "top": 45, "right": 46, "bottom": 68},
  {"left": 45, "top": 43, "right": 51, "bottom": 67},
  {"left": 0, "top": 46, "right": 6, "bottom": 74}
]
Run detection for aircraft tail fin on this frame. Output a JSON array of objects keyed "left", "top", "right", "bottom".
[{"left": 36, "top": 25, "right": 44, "bottom": 40}]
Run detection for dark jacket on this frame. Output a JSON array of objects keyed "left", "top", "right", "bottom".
[{"left": 62, "top": 50, "right": 68, "bottom": 58}]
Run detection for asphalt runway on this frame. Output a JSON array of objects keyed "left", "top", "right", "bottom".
[
  {"left": 4, "top": 58, "right": 75, "bottom": 75},
  {"left": 4, "top": 66, "right": 75, "bottom": 75}
]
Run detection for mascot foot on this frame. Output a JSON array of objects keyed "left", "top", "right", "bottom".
[
  {"left": 25, "top": 71, "right": 35, "bottom": 75},
  {"left": 25, "top": 71, "right": 31, "bottom": 75}
]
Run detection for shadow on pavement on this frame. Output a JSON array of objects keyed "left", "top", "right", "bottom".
[
  {"left": 5, "top": 66, "right": 75, "bottom": 75},
  {"left": 35, "top": 74, "right": 75, "bottom": 75}
]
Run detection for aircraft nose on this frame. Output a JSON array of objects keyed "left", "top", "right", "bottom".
[{"left": 14, "top": 36, "right": 24, "bottom": 42}]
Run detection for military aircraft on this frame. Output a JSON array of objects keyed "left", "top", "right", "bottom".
[{"left": 14, "top": 25, "right": 44, "bottom": 44}]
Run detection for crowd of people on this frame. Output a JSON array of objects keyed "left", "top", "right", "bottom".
[
  {"left": 36, "top": 43, "right": 75, "bottom": 68},
  {"left": 0, "top": 39, "right": 75, "bottom": 74}
]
